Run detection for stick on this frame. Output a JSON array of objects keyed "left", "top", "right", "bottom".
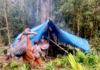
[{"left": 45, "top": 36, "right": 68, "bottom": 53}]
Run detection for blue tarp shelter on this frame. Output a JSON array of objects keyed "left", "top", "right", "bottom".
[{"left": 11, "top": 20, "right": 90, "bottom": 52}]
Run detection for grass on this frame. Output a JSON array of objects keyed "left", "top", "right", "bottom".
[{"left": 1, "top": 53, "right": 100, "bottom": 70}]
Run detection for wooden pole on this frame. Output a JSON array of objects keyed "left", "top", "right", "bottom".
[
  {"left": 49, "top": 27, "right": 53, "bottom": 56},
  {"left": 23, "top": 0, "right": 26, "bottom": 29},
  {"left": 3, "top": 0, "right": 11, "bottom": 45},
  {"left": 47, "top": 27, "right": 50, "bottom": 56},
  {"left": 45, "top": 36, "right": 68, "bottom": 54}
]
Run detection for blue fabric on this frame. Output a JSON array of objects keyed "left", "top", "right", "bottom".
[
  {"left": 30, "top": 20, "right": 49, "bottom": 46},
  {"left": 11, "top": 20, "right": 49, "bottom": 48},
  {"left": 60, "top": 30, "right": 90, "bottom": 52},
  {"left": 47, "top": 21, "right": 90, "bottom": 52},
  {"left": 11, "top": 20, "right": 90, "bottom": 52}
]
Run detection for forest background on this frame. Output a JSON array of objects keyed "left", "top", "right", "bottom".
[{"left": 0, "top": 0, "right": 100, "bottom": 51}]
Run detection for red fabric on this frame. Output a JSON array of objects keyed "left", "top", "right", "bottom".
[
  {"left": 23, "top": 37, "right": 34, "bottom": 62},
  {"left": 34, "top": 58, "right": 42, "bottom": 66}
]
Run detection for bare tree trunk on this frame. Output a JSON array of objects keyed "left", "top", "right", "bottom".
[
  {"left": 90, "top": 24, "right": 94, "bottom": 42},
  {"left": 41, "top": 0, "right": 49, "bottom": 23},
  {"left": 36, "top": 0, "right": 39, "bottom": 15},
  {"left": 23, "top": 0, "right": 26, "bottom": 29},
  {"left": 50, "top": 0, "right": 52, "bottom": 18},
  {"left": 2, "top": 0, "right": 11, "bottom": 45},
  {"left": 84, "top": 27, "right": 87, "bottom": 39},
  {"left": 0, "top": 31, "right": 2, "bottom": 47},
  {"left": 89, "top": 5, "right": 96, "bottom": 42},
  {"left": 36, "top": 0, "right": 39, "bottom": 24},
  {"left": 77, "top": 0, "right": 83, "bottom": 36}
]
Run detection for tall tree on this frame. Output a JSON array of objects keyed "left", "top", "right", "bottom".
[
  {"left": 2, "top": 0, "right": 11, "bottom": 45},
  {"left": 36, "top": 0, "right": 39, "bottom": 22},
  {"left": 77, "top": 0, "right": 83, "bottom": 36},
  {"left": 22, "top": 0, "right": 26, "bottom": 29},
  {"left": 50, "top": 0, "right": 53, "bottom": 18},
  {"left": 0, "top": 31, "right": 2, "bottom": 46},
  {"left": 41, "top": 0, "right": 49, "bottom": 23}
]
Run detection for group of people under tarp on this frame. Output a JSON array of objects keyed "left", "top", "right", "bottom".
[{"left": 10, "top": 28, "right": 49, "bottom": 70}]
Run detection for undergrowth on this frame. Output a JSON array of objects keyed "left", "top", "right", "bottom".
[{"left": 1, "top": 49, "right": 100, "bottom": 70}]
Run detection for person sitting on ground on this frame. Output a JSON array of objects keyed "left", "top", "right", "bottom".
[
  {"left": 38, "top": 37, "right": 49, "bottom": 62},
  {"left": 32, "top": 40, "right": 43, "bottom": 67}
]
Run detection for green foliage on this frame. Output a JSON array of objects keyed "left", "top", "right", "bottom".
[
  {"left": 14, "top": 68, "right": 18, "bottom": 70},
  {"left": 3, "top": 63, "right": 9, "bottom": 68},
  {"left": 21, "top": 64, "right": 29, "bottom": 70},
  {"left": 91, "top": 36, "right": 100, "bottom": 51},
  {"left": 54, "top": 58, "right": 62, "bottom": 67},
  {"left": 75, "top": 50, "right": 86, "bottom": 64},
  {"left": 1, "top": 52, "right": 100, "bottom": 70},
  {"left": 2, "top": 63, "right": 9, "bottom": 70},
  {"left": 68, "top": 54, "right": 78, "bottom": 70},
  {"left": 86, "top": 53, "right": 99, "bottom": 68},
  {"left": 75, "top": 50, "right": 100, "bottom": 68},
  {"left": 35, "top": 66, "right": 41, "bottom": 70},
  {"left": 10, "top": 61, "right": 18, "bottom": 68},
  {"left": 45, "top": 61, "right": 54, "bottom": 70},
  {"left": 0, "top": 0, "right": 100, "bottom": 46},
  {"left": 1, "top": 61, "right": 26, "bottom": 70},
  {"left": 54, "top": 55, "right": 68, "bottom": 67},
  {"left": 68, "top": 54, "right": 84, "bottom": 70}
]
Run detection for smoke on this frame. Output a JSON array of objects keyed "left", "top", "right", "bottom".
[{"left": 1, "top": 0, "right": 71, "bottom": 32}]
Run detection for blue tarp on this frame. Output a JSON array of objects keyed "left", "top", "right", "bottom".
[{"left": 11, "top": 20, "right": 90, "bottom": 52}]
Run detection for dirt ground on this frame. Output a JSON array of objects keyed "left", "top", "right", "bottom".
[{"left": 0, "top": 46, "right": 21, "bottom": 67}]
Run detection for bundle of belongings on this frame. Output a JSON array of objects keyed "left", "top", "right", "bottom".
[
  {"left": 10, "top": 28, "right": 31, "bottom": 57},
  {"left": 12, "top": 37, "right": 27, "bottom": 57}
]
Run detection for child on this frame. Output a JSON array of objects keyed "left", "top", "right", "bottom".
[{"left": 32, "top": 40, "right": 43, "bottom": 67}]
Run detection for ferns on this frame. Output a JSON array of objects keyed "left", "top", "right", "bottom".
[
  {"left": 75, "top": 49, "right": 100, "bottom": 68},
  {"left": 45, "top": 61, "right": 54, "bottom": 70},
  {"left": 10, "top": 61, "right": 18, "bottom": 68},
  {"left": 1, "top": 49, "right": 100, "bottom": 70},
  {"left": 21, "top": 64, "right": 29, "bottom": 70},
  {"left": 54, "top": 55, "right": 68, "bottom": 67}
]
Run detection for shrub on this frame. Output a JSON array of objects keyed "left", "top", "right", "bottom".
[
  {"left": 10, "top": 61, "right": 18, "bottom": 68},
  {"left": 75, "top": 50, "right": 86, "bottom": 64},
  {"left": 54, "top": 55, "right": 68, "bottom": 67},
  {"left": 3, "top": 63, "right": 9, "bottom": 68},
  {"left": 91, "top": 36, "right": 100, "bottom": 51},
  {"left": 21, "top": 64, "right": 29, "bottom": 70},
  {"left": 75, "top": 49, "right": 100, "bottom": 68},
  {"left": 86, "top": 53, "right": 99, "bottom": 68},
  {"left": 45, "top": 61, "right": 54, "bottom": 70},
  {"left": 54, "top": 58, "right": 62, "bottom": 67}
]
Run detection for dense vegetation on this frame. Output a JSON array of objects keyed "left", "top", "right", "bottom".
[
  {"left": 0, "top": 0, "right": 100, "bottom": 70},
  {"left": 0, "top": 0, "right": 100, "bottom": 46},
  {"left": 1, "top": 49, "right": 100, "bottom": 70}
]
